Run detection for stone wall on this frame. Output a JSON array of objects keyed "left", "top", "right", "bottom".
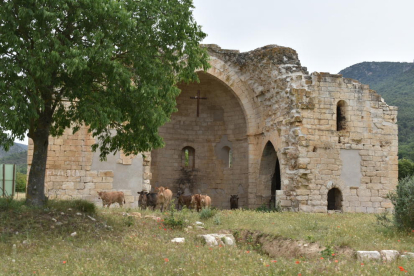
[
  {"left": 28, "top": 44, "right": 398, "bottom": 212},
  {"left": 27, "top": 126, "right": 151, "bottom": 207}
]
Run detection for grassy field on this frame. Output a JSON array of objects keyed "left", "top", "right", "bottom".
[{"left": 0, "top": 199, "right": 413, "bottom": 275}]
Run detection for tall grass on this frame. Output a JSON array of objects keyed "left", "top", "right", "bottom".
[{"left": 0, "top": 200, "right": 414, "bottom": 275}]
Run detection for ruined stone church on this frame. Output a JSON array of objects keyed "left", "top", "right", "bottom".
[{"left": 28, "top": 44, "right": 398, "bottom": 213}]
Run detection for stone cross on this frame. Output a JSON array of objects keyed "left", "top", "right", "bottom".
[{"left": 190, "top": 90, "right": 207, "bottom": 117}]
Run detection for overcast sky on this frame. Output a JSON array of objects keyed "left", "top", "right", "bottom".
[
  {"left": 193, "top": 0, "right": 414, "bottom": 74},
  {"left": 13, "top": 0, "right": 414, "bottom": 145}
]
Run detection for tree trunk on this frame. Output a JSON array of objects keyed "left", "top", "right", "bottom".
[{"left": 26, "top": 114, "right": 52, "bottom": 206}]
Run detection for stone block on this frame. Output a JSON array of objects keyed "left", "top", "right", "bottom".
[
  {"left": 95, "top": 183, "right": 113, "bottom": 190},
  {"left": 357, "top": 251, "right": 381, "bottom": 262},
  {"left": 380, "top": 250, "right": 399, "bottom": 262},
  {"left": 198, "top": 234, "right": 236, "bottom": 247}
]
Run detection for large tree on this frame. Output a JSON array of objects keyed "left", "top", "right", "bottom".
[{"left": 0, "top": 0, "right": 209, "bottom": 205}]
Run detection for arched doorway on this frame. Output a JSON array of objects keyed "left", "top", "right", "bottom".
[
  {"left": 151, "top": 72, "right": 249, "bottom": 208},
  {"left": 327, "top": 188, "right": 342, "bottom": 211},
  {"left": 259, "top": 141, "right": 281, "bottom": 208}
]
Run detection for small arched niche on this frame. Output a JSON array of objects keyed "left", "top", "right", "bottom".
[
  {"left": 327, "top": 188, "right": 342, "bottom": 211},
  {"left": 336, "top": 100, "right": 347, "bottom": 131},
  {"left": 221, "top": 146, "right": 232, "bottom": 168},
  {"left": 182, "top": 146, "right": 195, "bottom": 169}
]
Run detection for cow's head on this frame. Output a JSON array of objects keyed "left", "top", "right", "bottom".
[
  {"left": 137, "top": 191, "right": 148, "bottom": 209},
  {"left": 230, "top": 195, "right": 239, "bottom": 201},
  {"left": 97, "top": 191, "right": 104, "bottom": 199}
]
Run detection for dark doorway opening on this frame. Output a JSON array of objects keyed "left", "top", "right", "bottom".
[
  {"left": 270, "top": 158, "right": 281, "bottom": 208},
  {"left": 327, "top": 188, "right": 342, "bottom": 211}
]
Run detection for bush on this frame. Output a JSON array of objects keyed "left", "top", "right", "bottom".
[
  {"left": 47, "top": 199, "right": 96, "bottom": 213},
  {"left": 15, "top": 172, "right": 27, "bottom": 192},
  {"left": 163, "top": 200, "right": 186, "bottom": 229},
  {"left": 255, "top": 201, "right": 282, "bottom": 213},
  {"left": 388, "top": 176, "right": 414, "bottom": 230},
  {"left": 199, "top": 207, "right": 216, "bottom": 220},
  {"left": 398, "top": 159, "right": 414, "bottom": 180}
]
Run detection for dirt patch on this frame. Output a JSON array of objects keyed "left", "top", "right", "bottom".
[{"left": 234, "top": 229, "right": 353, "bottom": 259}]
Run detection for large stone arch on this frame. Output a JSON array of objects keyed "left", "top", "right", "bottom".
[
  {"left": 198, "top": 56, "right": 261, "bottom": 135},
  {"left": 150, "top": 67, "right": 254, "bottom": 208}
]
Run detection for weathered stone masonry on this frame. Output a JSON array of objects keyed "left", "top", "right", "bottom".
[{"left": 28, "top": 44, "right": 398, "bottom": 212}]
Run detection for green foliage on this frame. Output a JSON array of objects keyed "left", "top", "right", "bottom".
[
  {"left": 0, "top": 0, "right": 209, "bottom": 202},
  {"left": 339, "top": 62, "right": 414, "bottom": 160},
  {"left": 163, "top": 199, "right": 186, "bottom": 229},
  {"left": 399, "top": 159, "right": 414, "bottom": 180},
  {"left": 320, "top": 246, "right": 335, "bottom": 259},
  {"left": 47, "top": 199, "right": 96, "bottom": 214},
  {"left": 255, "top": 202, "right": 282, "bottom": 213},
  {"left": 388, "top": 176, "right": 414, "bottom": 230},
  {"left": 213, "top": 214, "right": 222, "bottom": 225},
  {"left": 0, "top": 197, "right": 25, "bottom": 212},
  {"left": 199, "top": 207, "right": 216, "bottom": 220},
  {"left": 15, "top": 172, "right": 27, "bottom": 192}
]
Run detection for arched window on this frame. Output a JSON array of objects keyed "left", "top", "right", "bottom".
[
  {"left": 327, "top": 188, "right": 342, "bottom": 211},
  {"left": 182, "top": 146, "right": 195, "bottom": 169},
  {"left": 336, "top": 100, "right": 347, "bottom": 131},
  {"left": 222, "top": 146, "right": 232, "bottom": 168}
]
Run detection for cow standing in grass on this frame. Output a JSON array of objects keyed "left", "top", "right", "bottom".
[
  {"left": 230, "top": 195, "right": 239, "bottom": 209},
  {"left": 156, "top": 187, "right": 172, "bottom": 212},
  {"left": 191, "top": 194, "right": 211, "bottom": 212},
  {"left": 137, "top": 191, "right": 158, "bottom": 210},
  {"left": 200, "top": 195, "right": 211, "bottom": 209},
  {"left": 98, "top": 191, "right": 125, "bottom": 208}
]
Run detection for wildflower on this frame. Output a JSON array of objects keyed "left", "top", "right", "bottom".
[
  {"left": 246, "top": 251, "right": 250, "bottom": 253},
  {"left": 209, "top": 248, "right": 212, "bottom": 250},
  {"left": 398, "top": 266, "right": 404, "bottom": 271},
  {"left": 266, "top": 264, "right": 270, "bottom": 267},
  {"left": 271, "top": 260, "right": 277, "bottom": 263},
  {"left": 398, "top": 240, "right": 401, "bottom": 242},
  {"left": 63, "top": 261, "right": 66, "bottom": 264},
  {"left": 295, "top": 261, "right": 300, "bottom": 264},
  {"left": 164, "top": 228, "right": 166, "bottom": 231},
  {"left": 332, "top": 253, "right": 335, "bottom": 256},
  {"left": 320, "top": 257, "right": 324, "bottom": 260},
  {"left": 335, "top": 260, "right": 338, "bottom": 263},
  {"left": 164, "top": 258, "right": 169, "bottom": 262},
  {"left": 361, "top": 263, "right": 364, "bottom": 266}
]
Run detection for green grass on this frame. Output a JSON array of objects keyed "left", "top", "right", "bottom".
[{"left": 1, "top": 199, "right": 414, "bottom": 275}]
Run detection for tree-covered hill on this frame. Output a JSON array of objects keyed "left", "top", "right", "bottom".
[
  {"left": 0, "top": 142, "right": 28, "bottom": 159},
  {"left": 339, "top": 62, "right": 414, "bottom": 160}
]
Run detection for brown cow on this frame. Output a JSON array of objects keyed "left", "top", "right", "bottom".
[
  {"left": 230, "top": 195, "right": 239, "bottom": 209},
  {"left": 200, "top": 195, "right": 211, "bottom": 209},
  {"left": 156, "top": 186, "right": 173, "bottom": 212},
  {"left": 191, "top": 194, "right": 202, "bottom": 212},
  {"left": 97, "top": 191, "right": 125, "bottom": 208},
  {"left": 178, "top": 194, "right": 193, "bottom": 210}
]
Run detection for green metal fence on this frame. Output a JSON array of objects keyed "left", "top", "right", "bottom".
[{"left": 0, "top": 164, "right": 16, "bottom": 197}]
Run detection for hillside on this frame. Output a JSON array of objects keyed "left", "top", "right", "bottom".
[
  {"left": 0, "top": 143, "right": 28, "bottom": 174},
  {"left": 339, "top": 62, "right": 414, "bottom": 160},
  {"left": 0, "top": 142, "right": 28, "bottom": 159}
]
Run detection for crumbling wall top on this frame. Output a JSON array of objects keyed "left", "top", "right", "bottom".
[{"left": 202, "top": 44, "right": 302, "bottom": 68}]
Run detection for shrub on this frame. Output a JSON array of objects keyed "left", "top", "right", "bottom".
[
  {"left": 199, "top": 207, "right": 216, "bottom": 220},
  {"left": 388, "top": 176, "right": 414, "bottom": 230},
  {"left": 398, "top": 159, "right": 414, "bottom": 180},
  {"left": 163, "top": 200, "right": 186, "bottom": 229},
  {"left": 15, "top": 172, "right": 27, "bottom": 192},
  {"left": 255, "top": 201, "right": 282, "bottom": 213},
  {"left": 47, "top": 199, "right": 96, "bottom": 213}
]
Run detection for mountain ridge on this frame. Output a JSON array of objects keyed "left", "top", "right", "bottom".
[{"left": 339, "top": 62, "right": 414, "bottom": 160}]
